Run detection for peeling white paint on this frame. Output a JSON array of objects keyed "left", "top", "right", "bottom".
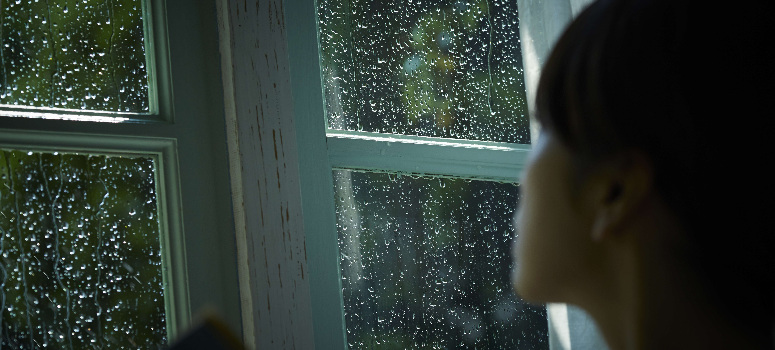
[{"left": 218, "top": 0, "right": 315, "bottom": 348}]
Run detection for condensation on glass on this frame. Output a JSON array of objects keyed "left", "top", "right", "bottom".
[
  {"left": 334, "top": 170, "right": 548, "bottom": 349},
  {"left": 318, "top": 0, "right": 530, "bottom": 143},
  {"left": 0, "top": 0, "right": 149, "bottom": 113},
  {"left": 0, "top": 150, "right": 166, "bottom": 348}
]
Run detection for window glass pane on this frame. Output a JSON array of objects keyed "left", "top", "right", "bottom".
[
  {"left": 0, "top": 150, "right": 166, "bottom": 348},
  {"left": 0, "top": 0, "right": 149, "bottom": 113},
  {"left": 334, "top": 170, "right": 547, "bottom": 349},
  {"left": 319, "top": 0, "right": 530, "bottom": 144}
]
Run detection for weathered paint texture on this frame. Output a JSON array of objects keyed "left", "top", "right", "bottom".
[{"left": 218, "top": 0, "right": 314, "bottom": 348}]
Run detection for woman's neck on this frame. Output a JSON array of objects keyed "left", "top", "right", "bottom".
[{"left": 585, "top": 239, "right": 770, "bottom": 350}]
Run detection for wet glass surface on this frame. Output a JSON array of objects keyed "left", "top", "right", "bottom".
[
  {"left": 334, "top": 170, "right": 547, "bottom": 349},
  {"left": 0, "top": 0, "right": 149, "bottom": 113},
  {"left": 0, "top": 150, "right": 166, "bottom": 348},
  {"left": 318, "top": 0, "right": 530, "bottom": 143}
]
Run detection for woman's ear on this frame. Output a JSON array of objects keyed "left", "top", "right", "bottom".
[{"left": 588, "top": 152, "right": 653, "bottom": 242}]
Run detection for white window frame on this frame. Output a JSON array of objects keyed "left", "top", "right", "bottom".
[
  {"left": 0, "top": 0, "right": 242, "bottom": 343},
  {"left": 285, "top": 0, "right": 533, "bottom": 347}
]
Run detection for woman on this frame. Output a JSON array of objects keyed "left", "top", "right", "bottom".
[{"left": 511, "top": 0, "right": 775, "bottom": 348}]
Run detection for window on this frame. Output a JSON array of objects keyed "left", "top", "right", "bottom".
[
  {"left": 1, "top": 0, "right": 241, "bottom": 347},
  {"left": 287, "top": 0, "right": 549, "bottom": 348}
]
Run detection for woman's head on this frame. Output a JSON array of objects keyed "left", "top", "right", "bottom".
[{"left": 515, "top": 0, "right": 774, "bottom": 336}]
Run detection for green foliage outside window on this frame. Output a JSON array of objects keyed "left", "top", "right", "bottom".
[
  {"left": 0, "top": 0, "right": 148, "bottom": 113},
  {"left": 0, "top": 150, "right": 166, "bottom": 348}
]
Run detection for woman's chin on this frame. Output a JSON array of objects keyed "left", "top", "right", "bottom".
[
  {"left": 511, "top": 267, "right": 542, "bottom": 303},
  {"left": 511, "top": 267, "right": 569, "bottom": 305}
]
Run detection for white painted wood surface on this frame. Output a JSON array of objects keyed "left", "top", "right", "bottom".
[
  {"left": 517, "top": 0, "right": 573, "bottom": 144},
  {"left": 569, "top": 0, "right": 596, "bottom": 16},
  {"left": 218, "top": 0, "right": 315, "bottom": 348},
  {"left": 327, "top": 131, "right": 530, "bottom": 182}
]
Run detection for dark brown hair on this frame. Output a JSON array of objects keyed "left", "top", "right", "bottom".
[{"left": 535, "top": 0, "right": 774, "bottom": 340}]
